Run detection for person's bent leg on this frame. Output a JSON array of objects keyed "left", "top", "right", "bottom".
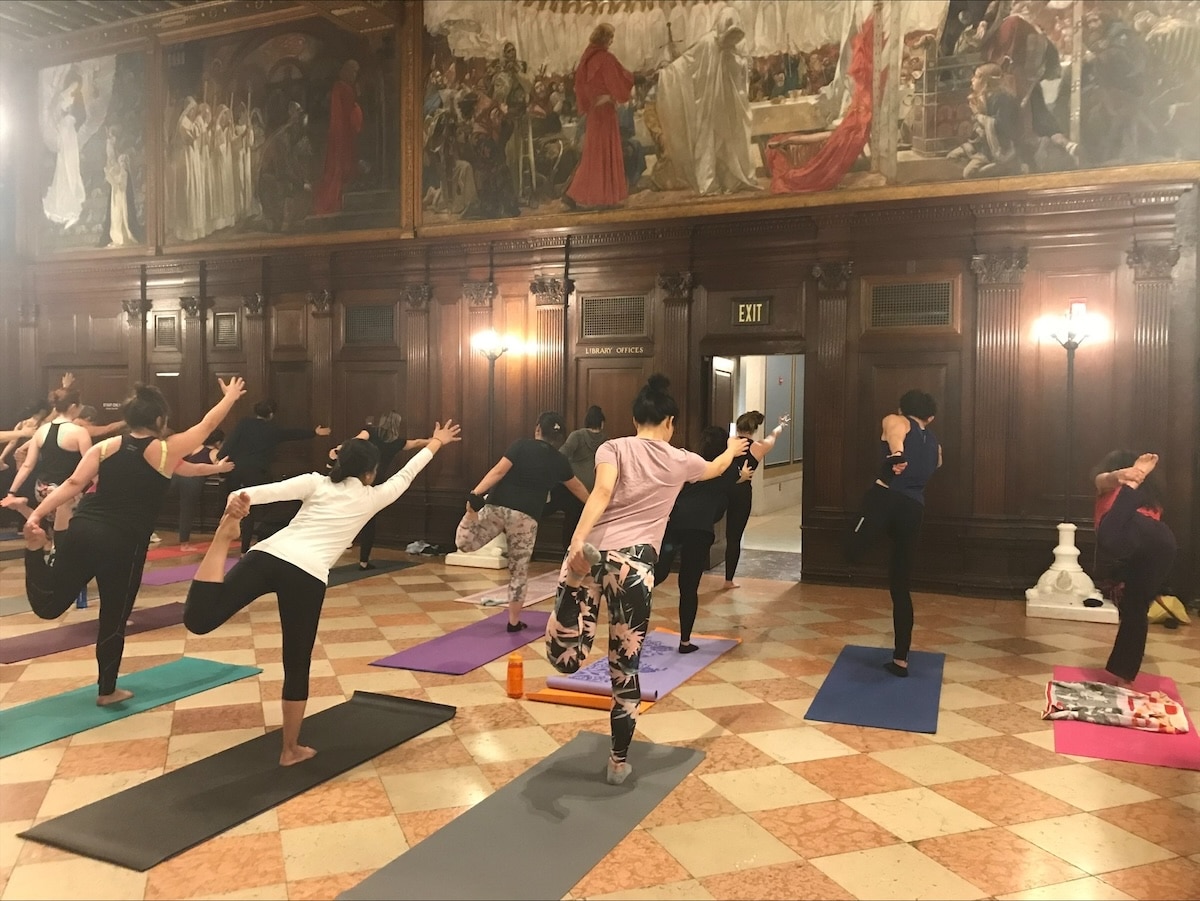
[
  {"left": 275, "top": 561, "right": 326, "bottom": 766},
  {"left": 546, "top": 556, "right": 601, "bottom": 673},
  {"left": 847, "top": 483, "right": 891, "bottom": 564},
  {"left": 184, "top": 514, "right": 274, "bottom": 634},
  {"left": 454, "top": 504, "right": 504, "bottom": 553},
  {"left": 25, "top": 526, "right": 91, "bottom": 620},
  {"left": 605, "top": 545, "right": 655, "bottom": 783},
  {"left": 1105, "top": 519, "right": 1177, "bottom": 684},
  {"left": 503, "top": 510, "right": 538, "bottom": 629}
]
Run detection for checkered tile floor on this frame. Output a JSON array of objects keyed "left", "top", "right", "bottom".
[{"left": 1, "top": 536, "right": 1198, "bottom": 901}]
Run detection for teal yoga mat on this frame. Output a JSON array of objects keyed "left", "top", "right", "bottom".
[{"left": 0, "top": 657, "right": 262, "bottom": 758}]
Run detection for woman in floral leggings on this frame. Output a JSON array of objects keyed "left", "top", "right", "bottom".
[{"left": 547, "top": 374, "right": 747, "bottom": 784}]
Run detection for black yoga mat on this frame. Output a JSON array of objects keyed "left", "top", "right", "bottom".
[
  {"left": 20, "top": 692, "right": 455, "bottom": 871},
  {"left": 326, "top": 558, "right": 419, "bottom": 588},
  {"left": 340, "top": 732, "right": 704, "bottom": 901}
]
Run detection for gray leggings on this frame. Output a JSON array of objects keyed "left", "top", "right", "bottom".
[{"left": 455, "top": 505, "right": 539, "bottom": 607}]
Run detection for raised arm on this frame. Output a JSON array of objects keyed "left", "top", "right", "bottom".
[
  {"left": 174, "top": 458, "right": 235, "bottom": 478},
  {"left": 402, "top": 437, "right": 431, "bottom": 452},
  {"left": 79, "top": 418, "right": 125, "bottom": 439},
  {"left": 471, "top": 456, "right": 514, "bottom": 497},
  {"left": 0, "top": 426, "right": 34, "bottom": 443},
  {"left": 278, "top": 424, "right": 331, "bottom": 442},
  {"left": 750, "top": 414, "right": 789, "bottom": 461},
  {"left": 237, "top": 472, "right": 322, "bottom": 508},
  {"left": 373, "top": 420, "right": 461, "bottom": 507},
  {"left": 163, "top": 377, "right": 247, "bottom": 470},
  {"left": 699, "top": 436, "right": 749, "bottom": 481}
]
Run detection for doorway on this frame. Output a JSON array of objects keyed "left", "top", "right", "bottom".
[{"left": 708, "top": 354, "right": 804, "bottom": 580}]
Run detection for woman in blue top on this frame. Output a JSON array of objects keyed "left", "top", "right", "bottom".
[{"left": 848, "top": 389, "right": 942, "bottom": 677}]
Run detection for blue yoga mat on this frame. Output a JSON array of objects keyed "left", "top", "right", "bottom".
[
  {"left": 804, "top": 645, "right": 945, "bottom": 733},
  {"left": 0, "top": 657, "right": 262, "bottom": 758}
]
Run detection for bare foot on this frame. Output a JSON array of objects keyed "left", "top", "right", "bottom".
[
  {"left": 280, "top": 745, "right": 317, "bottom": 766},
  {"left": 97, "top": 688, "right": 134, "bottom": 706},
  {"left": 722, "top": 580, "right": 739, "bottom": 590},
  {"left": 213, "top": 512, "right": 243, "bottom": 544},
  {"left": 23, "top": 522, "right": 50, "bottom": 552},
  {"left": 1133, "top": 453, "right": 1158, "bottom": 477}
]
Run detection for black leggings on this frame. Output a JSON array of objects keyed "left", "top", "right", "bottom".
[
  {"left": 655, "top": 528, "right": 714, "bottom": 643},
  {"left": 1097, "top": 485, "right": 1177, "bottom": 682},
  {"left": 184, "top": 550, "right": 326, "bottom": 700},
  {"left": 724, "top": 486, "right": 752, "bottom": 580},
  {"left": 848, "top": 485, "right": 924, "bottom": 661},
  {"left": 174, "top": 474, "right": 205, "bottom": 543},
  {"left": 24, "top": 518, "right": 150, "bottom": 695},
  {"left": 357, "top": 514, "right": 379, "bottom": 563}
]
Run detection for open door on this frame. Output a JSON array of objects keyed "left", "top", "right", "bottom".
[{"left": 707, "top": 356, "right": 737, "bottom": 568}]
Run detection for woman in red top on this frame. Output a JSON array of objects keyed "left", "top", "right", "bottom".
[
  {"left": 563, "top": 24, "right": 633, "bottom": 210},
  {"left": 1091, "top": 451, "right": 1176, "bottom": 686}
]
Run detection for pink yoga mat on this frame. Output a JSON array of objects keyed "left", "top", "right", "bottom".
[
  {"left": 145, "top": 543, "right": 211, "bottom": 562},
  {"left": 1052, "top": 666, "right": 1200, "bottom": 770},
  {"left": 141, "top": 558, "right": 237, "bottom": 586}
]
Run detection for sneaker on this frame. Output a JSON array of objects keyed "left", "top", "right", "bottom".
[
  {"left": 606, "top": 757, "right": 633, "bottom": 785},
  {"left": 149, "top": 533, "right": 162, "bottom": 544}
]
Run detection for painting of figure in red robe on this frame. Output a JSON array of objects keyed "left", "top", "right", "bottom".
[{"left": 162, "top": 16, "right": 399, "bottom": 246}]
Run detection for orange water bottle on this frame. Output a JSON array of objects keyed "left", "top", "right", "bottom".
[{"left": 506, "top": 652, "right": 525, "bottom": 698}]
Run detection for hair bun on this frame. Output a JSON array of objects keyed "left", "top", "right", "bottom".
[{"left": 647, "top": 373, "right": 670, "bottom": 393}]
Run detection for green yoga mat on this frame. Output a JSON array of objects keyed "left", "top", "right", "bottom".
[{"left": 0, "top": 657, "right": 261, "bottom": 759}]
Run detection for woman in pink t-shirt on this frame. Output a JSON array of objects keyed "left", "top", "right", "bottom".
[{"left": 546, "top": 374, "right": 747, "bottom": 784}]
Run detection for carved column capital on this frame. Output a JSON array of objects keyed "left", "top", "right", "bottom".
[
  {"left": 307, "top": 288, "right": 334, "bottom": 317},
  {"left": 970, "top": 250, "right": 1028, "bottom": 284},
  {"left": 180, "top": 295, "right": 211, "bottom": 319},
  {"left": 242, "top": 292, "right": 266, "bottom": 317},
  {"left": 656, "top": 271, "right": 695, "bottom": 303},
  {"left": 121, "top": 298, "right": 151, "bottom": 325},
  {"left": 811, "top": 261, "right": 854, "bottom": 293},
  {"left": 402, "top": 283, "right": 433, "bottom": 311},
  {"left": 19, "top": 303, "right": 38, "bottom": 327},
  {"left": 1126, "top": 244, "right": 1180, "bottom": 281},
  {"left": 530, "top": 275, "right": 570, "bottom": 306},
  {"left": 463, "top": 281, "right": 497, "bottom": 308}
]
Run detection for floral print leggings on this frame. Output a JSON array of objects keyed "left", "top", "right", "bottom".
[
  {"left": 545, "top": 544, "right": 657, "bottom": 763},
  {"left": 455, "top": 505, "right": 539, "bottom": 607}
]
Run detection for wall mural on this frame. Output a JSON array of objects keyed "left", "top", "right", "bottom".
[
  {"left": 37, "top": 52, "right": 146, "bottom": 252},
  {"left": 162, "top": 18, "right": 399, "bottom": 245},
  {"left": 420, "top": 0, "right": 1200, "bottom": 226}
]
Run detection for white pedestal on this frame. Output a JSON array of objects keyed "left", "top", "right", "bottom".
[
  {"left": 444, "top": 533, "right": 508, "bottom": 570},
  {"left": 1025, "top": 522, "right": 1118, "bottom": 624}
]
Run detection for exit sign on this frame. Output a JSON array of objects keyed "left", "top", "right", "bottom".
[{"left": 732, "top": 297, "right": 771, "bottom": 326}]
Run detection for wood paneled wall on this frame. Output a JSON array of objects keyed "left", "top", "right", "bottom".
[{"left": 1, "top": 181, "right": 1196, "bottom": 602}]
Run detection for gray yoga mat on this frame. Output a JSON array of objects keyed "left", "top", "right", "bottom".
[
  {"left": 340, "top": 732, "right": 704, "bottom": 901},
  {"left": 0, "top": 596, "right": 29, "bottom": 617}
]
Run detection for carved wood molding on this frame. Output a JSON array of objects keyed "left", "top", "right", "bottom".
[
  {"left": 530, "top": 275, "right": 571, "bottom": 306},
  {"left": 697, "top": 217, "right": 817, "bottom": 239},
  {"left": 1126, "top": 244, "right": 1181, "bottom": 281},
  {"left": 19, "top": 304, "right": 38, "bottom": 328},
  {"left": 811, "top": 262, "right": 854, "bottom": 294},
  {"left": 242, "top": 293, "right": 266, "bottom": 317},
  {"left": 971, "top": 249, "right": 1029, "bottom": 285},
  {"left": 402, "top": 284, "right": 434, "bottom": 311},
  {"left": 179, "top": 295, "right": 212, "bottom": 319},
  {"left": 821, "top": 206, "right": 973, "bottom": 228},
  {"left": 307, "top": 288, "right": 334, "bottom": 317},
  {"left": 121, "top": 298, "right": 151, "bottom": 325},
  {"left": 657, "top": 271, "right": 695, "bottom": 303},
  {"left": 463, "top": 281, "right": 497, "bottom": 308}
]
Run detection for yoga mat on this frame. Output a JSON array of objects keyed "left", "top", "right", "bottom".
[
  {"left": 371, "top": 610, "right": 551, "bottom": 675},
  {"left": 141, "top": 557, "right": 237, "bottom": 586},
  {"left": 0, "top": 602, "right": 186, "bottom": 664},
  {"left": 0, "top": 596, "right": 29, "bottom": 617},
  {"left": 525, "top": 686, "right": 655, "bottom": 713},
  {"left": 340, "top": 732, "right": 703, "bottom": 901},
  {"left": 327, "top": 559, "right": 418, "bottom": 588},
  {"left": 1052, "top": 666, "right": 1200, "bottom": 770},
  {"left": 145, "top": 543, "right": 211, "bottom": 562},
  {"left": 451, "top": 569, "right": 559, "bottom": 607},
  {"left": 804, "top": 645, "right": 945, "bottom": 734},
  {"left": 544, "top": 629, "right": 740, "bottom": 700},
  {"left": 0, "top": 657, "right": 261, "bottom": 758},
  {"left": 0, "top": 547, "right": 22, "bottom": 561},
  {"left": 0, "top": 530, "right": 20, "bottom": 541},
  {"left": 19, "top": 692, "right": 456, "bottom": 871}
]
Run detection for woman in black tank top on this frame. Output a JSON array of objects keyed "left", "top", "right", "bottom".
[
  {"left": 3, "top": 387, "right": 90, "bottom": 533},
  {"left": 723, "top": 410, "right": 790, "bottom": 589},
  {"left": 22, "top": 377, "right": 246, "bottom": 705}
]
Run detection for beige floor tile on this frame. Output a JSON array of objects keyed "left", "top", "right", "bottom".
[
  {"left": 1031, "top": 634, "right": 1109, "bottom": 651},
  {"left": 586, "top": 878, "right": 715, "bottom": 901},
  {"left": 0, "top": 746, "right": 65, "bottom": 784},
  {"left": 255, "top": 659, "right": 336, "bottom": 683},
  {"left": 520, "top": 699, "right": 609, "bottom": 726},
  {"left": 700, "top": 765, "right": 831, "bottom": 812},
  {"left": 68, "top": 710, "right": 174, "bottom": 745},
  {"left": 319, "top": 640, "right": 396, "bottom": 660},
  {"left": 0, "top": 820, "right": 31, "bottom": 870},
  {"left": 166, "top": 728, "right": 264, "bottom": 770},
  {"left": 225, "top": 809, "right": 280, "bottom": 838},
  {"left": 926, "top": 711, "right": 1003, "bottom": 743},
  {"left": 633, "top": 711, "right": 727, "bottom": 744},
  {"left": 2, "top": 857, "right": 147, "bottom": 901},
  {"left": 190, "top": 648, "right": 259, "bottom": 666},
  {"left": 672, "top": 683, "right": 764, "bottom": 709},
  {"left": 381, "top": 766, "right": 493, "bottom": 813},
  {"left": 706, "top": 660, "right": 788, "bottom": 682},
  {"left": 121, "top": 639, "right": 188, "bottom": 657},
  {"left": 649, "top": 813, "right": 799, "bottom": 878},
  {"left": 740, "top": 727, "right": 858, "bottom": 764},
  {"left": 940, "top": 683, "right": 1007, "bottom": 709},
  {"left": 871, "top": 745, "right": 999, "bottom": 785},
  {"left": 1013, "top": 765, "right": 1159, "bottom": 811},
  {"left": 1175, "top": 792, "right": 1200, "bottom": 812},
  {"left": 810, "top": 842, "right": 988, "bottom": 900},
  {"left": 172, "top": 680, "right": 262, "bottom": 709},
  {"left": 280, "top": 815, "right": 406, "bottom": 882},
  {"left": 996, "top": 876, "right": 1136, "bottom": 900},
  {"left": 203, "top": 885, "right": 290, "bottom": 901},
  {"left": 425, "top": 681, "right": 511, "bottom": 708},
  {"left": 1009, "top": 813, "right": 1176, "bottom": 874},
  {"left": 18, "top": 659, "right": 105, "bottom": 681},
  {"left": 1010, "top": 730, "right": 1094, "bottom": 763},
  {"left": 459, "top": 726, "right": 559, "bottom": 763},
  {"left": 843, "top": 787, "right": 993, "bottom": 842},
  {"left": 335, "top": 671, "right": 420, "bottom": 695},
  {"left": 37, "top": 768, "right": 161, "bottom": 818},
  {"left": 378, "top": 623, "right": 445, "bottom": 640},
  {"left": 943, "top": 660, "right": 1010, "bottom": 681},
  {"left": 262, "top": 695, "right": 344, "bottom": 728}
]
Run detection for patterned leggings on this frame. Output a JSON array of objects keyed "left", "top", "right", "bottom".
[
  {"left": 455, "top": 505, "right": 539, "bottom": 607},
  {"left": 545, "top": 544, "right": 657, "bottom": 762}
]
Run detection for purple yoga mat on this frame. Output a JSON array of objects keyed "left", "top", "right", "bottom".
[
  {"left": 371, "top": 610, "right": 552, "bottom": 675},
  {"left": 545, "top": 629, "right": 740, "bottom": 700},
  {"left": 141, "top": 558, "right": 237, "bottom": 586},
  {"left": 0, "top": 602, "right": 186, "bottom": 664}
]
